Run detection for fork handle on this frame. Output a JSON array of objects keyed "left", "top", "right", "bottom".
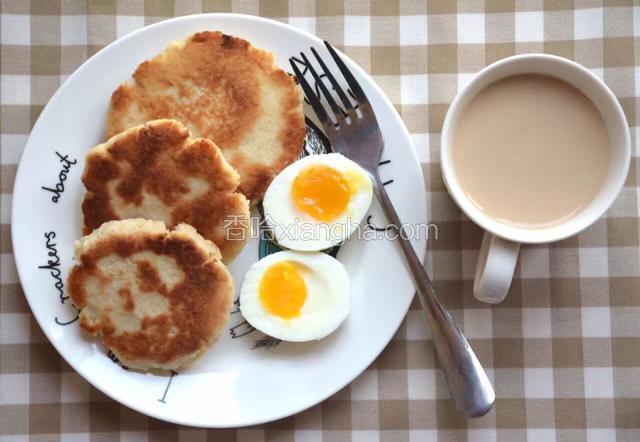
[{"left": 372, "top": 174, "right": 495, "bottom": 417}]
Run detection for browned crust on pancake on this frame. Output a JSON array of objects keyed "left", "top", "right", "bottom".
[
  {"left": 106, "top": 31, "right": 306, "bottom": 202},
  {"left": 82, "top": 119, "right": 250, "bottom": 262},
  {"left": 68, "top": 221, "right": 233, "bottom": 371}
]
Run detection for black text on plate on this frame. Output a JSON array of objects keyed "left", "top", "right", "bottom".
[
  {"left": 41, "top": 151, "right": 77, "bottom": 203},
  {"left": 38, "top": 231, "right": 79, "bottom": 325}
]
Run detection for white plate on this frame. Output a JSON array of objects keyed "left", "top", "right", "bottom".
[{"left": 12, "top": 14, "right": 427, "bottom": 428}]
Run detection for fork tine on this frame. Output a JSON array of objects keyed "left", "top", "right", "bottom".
[
  {"left": 323, "top": 41, "right": 368, "bottom": 107},
  {"left": 289, "top": 58, "right": 334, "bottom": 133},
  {"left": 310, "top": 47, "right": 355, "bottom": 115},
  {"left": 299, "top": 52, "right": 344, "bottom": 124}
]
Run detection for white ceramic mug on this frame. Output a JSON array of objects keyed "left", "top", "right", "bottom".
[{"left": 440, "top": 54, "right": 631, "bottom": 304}]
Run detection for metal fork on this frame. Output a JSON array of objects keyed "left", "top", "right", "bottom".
[{"left": 290, "top": 42, "right": 495, "bottom": 418}]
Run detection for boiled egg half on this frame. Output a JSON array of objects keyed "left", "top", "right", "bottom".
[
  {"left": 262, "top": 153, "right": 373, "bottom": 251},
  {"left": 239, "top": 250, "right": 350, "bottom": 342}
]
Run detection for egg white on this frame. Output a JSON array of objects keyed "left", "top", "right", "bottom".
[
  {"left": 262, "top": 153, "right": 373, "bottom": 251},
  {"left": 239, "top": 251, "right": 350, "bottom": 342}
]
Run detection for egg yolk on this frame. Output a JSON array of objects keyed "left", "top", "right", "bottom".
[
  {"left": 259, "top": 261, "right": 307, "bottom": 319},
  {"left": 292, "top": 164, "right": 351, "bottom": 221}
]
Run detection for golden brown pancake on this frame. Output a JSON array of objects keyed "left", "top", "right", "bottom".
[
  {"left": 107, "top": 31, "right": 306, "bottom": 202},
  {"left": 67, "top": 219, "right": 234, "bottom": 371},
  {"left": 82, "top": 119, "right": 249, "bottom": 263}
]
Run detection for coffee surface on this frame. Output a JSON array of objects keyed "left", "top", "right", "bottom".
[{"left": 452, "top": 74, "right": 610, "bottom": 228}]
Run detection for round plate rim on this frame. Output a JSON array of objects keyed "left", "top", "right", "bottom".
[{"left": 11, "top": 13, "right": 428, "bottom": 427}]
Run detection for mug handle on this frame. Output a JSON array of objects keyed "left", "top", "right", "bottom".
[{"left": 473, "top": 232, "right": 520, "bottom": 304}]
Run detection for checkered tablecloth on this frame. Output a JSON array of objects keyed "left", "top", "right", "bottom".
[{"left": 1, "top": 0, "right": 639, "bottom": 440}]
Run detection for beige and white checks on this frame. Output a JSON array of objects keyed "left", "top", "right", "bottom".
[{"left": 1, "top": 0, "right": 639, "bottom": 440}]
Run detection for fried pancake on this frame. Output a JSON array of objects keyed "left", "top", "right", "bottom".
[
  {"left": 67, "top": 219, "right": 234, "bottom": 371},
  {"left": 82, "top": 119, "right": 249, "bottom": 263},
  {"left": 107, "top": 31, "right": 306, "bottom": 202}
]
